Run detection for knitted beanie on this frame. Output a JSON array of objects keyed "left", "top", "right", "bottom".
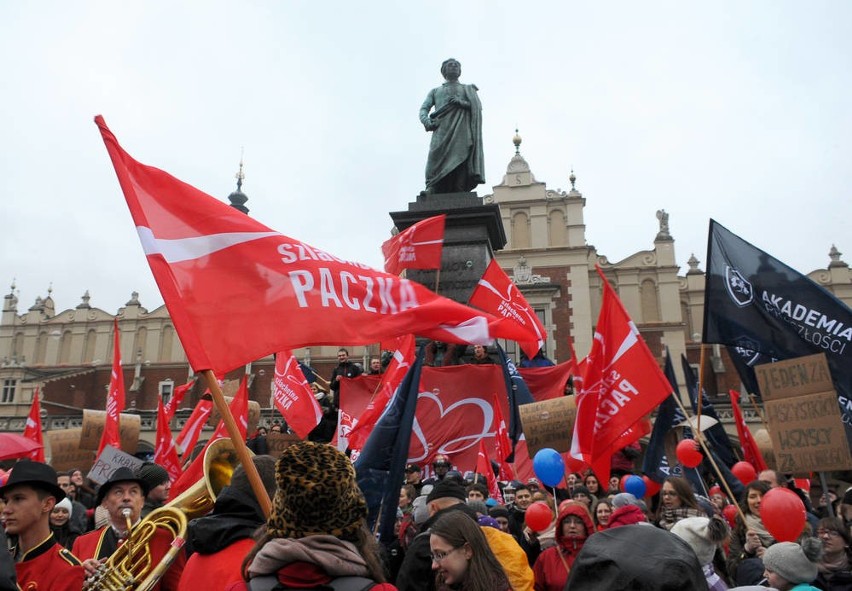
[
  {"left": 670, "top": 516, "right": 730, "bottom": 565},
  {"left": 762, "top": 539, "right": 824, "bottom": 584},
  {"left": 54, "top": 497, "right": 73, "bottom": 513},
  {"left": 612, "top": 493, "right": 638, "bottom": 508},
  {"left": 426, "top": 480, "right": 466, "bottom": 503},
  {"left": 266, "top": 441, "right": 366, "bottom": 542},
  {"left": 136, "top": 462, "right": 170, "bottom": 490}
]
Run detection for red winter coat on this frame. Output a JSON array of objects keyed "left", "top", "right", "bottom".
[
  {"left": 607, "top": 504, "right": 647, "bottom": 529},
  {"left": 532, "top": 504, "right": 594, "bottom": 591}
]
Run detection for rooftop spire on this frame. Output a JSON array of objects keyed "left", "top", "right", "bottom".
[
  {"left": 228, "top": 149, "right": 250, "bottom": 215},
  {"left": 513, "top": 128, "right": 522, "bottom": 155}
]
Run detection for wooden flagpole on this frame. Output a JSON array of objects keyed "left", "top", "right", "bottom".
[
  {"left": 696, "top": 345, "right": 707, "bottom": 435},
  {"left": 202, "top": 370, "right": 272, "bottom": 518}
]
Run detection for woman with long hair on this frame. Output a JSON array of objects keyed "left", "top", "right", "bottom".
[
  {"left": 429, "top": 511, "right": 510, "bottom": 591},
  {"left": 814, "top": 517, "right": 852, "bottom": 590},
  {"left": 232, "top": 441, "right": 395, "bottom": 591},
  {"left": 583, "top": 473, "right": 601, "bottom": 497},
  {"left": 593, "top": 498, "right": 613, "bottom": 531},
  {"left": 656, "top": 476, "right": 703, "bottom": 531},
  {"left": 725, "top": 480, "right": 775, "bottom": 586}
]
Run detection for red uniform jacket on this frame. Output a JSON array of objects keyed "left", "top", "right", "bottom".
[
  {"left": 177, "top": 537, "right": 254, "bottom": 591},
  {"left": 14, "top": 534, "right": 85, "bottom": 591},
  {"left": 72, "top": 524, "right": 186, "bottom": 591}
]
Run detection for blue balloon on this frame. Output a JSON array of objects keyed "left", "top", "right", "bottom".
[
  {"left": 624, "top": 474, "right": 647, "bottom": 499},
  {"left": 532, "top": 448, "right": 565, "bottom": 487}
]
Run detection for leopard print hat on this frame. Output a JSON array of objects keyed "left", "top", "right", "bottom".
[{"left": 267, "top": 440, "right": 367, "bottom": 542}]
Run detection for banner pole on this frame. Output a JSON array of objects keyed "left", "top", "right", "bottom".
[
  {"left": 745, "top": 391, "right": 770, "bottom": 431},
  {"left": 696, "top": 345, "right": 706, "bottom": 434},
  {"left": 202, "top": 369, "right": 272, "bottom": 518},
  {"left": 671, "top": 393, "right": 747, "bottom": 525},
  {"left": 434, "top": 267, "right": 441, "bottom": 293},
  {"left": 819, "top": 471, "right": 836, "bottom": 518}
]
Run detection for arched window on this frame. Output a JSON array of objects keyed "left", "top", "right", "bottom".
[
  {"left": 512, "top": 211, "right": 530, "bottom": 248},
  {"left": 640, "top": 279, "right": 660, "bottom": 322},
  {"left": 35, "top": 331, "right": 48, "bottom": 364},
  {"left": 59, "top": 330, "right": 73, "bottom": 364},
  {"left": 549, "top": 209, "right": 567, "bottom": 246},
  {"left": 133, "top": 327, "right": 148, "bottom": 361},
  {"left": 160, "top": 325, "right": 174, "bottom": 361},
  {"left": 83, "top": 329, "right": 97, "bottom": 363},
  {"left": 11, "top": 332, "right": 23, "bottom": 360}
]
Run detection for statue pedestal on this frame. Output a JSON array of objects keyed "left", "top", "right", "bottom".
[{"left": 389, "top": 191, "right": 505, "bottom": 304}]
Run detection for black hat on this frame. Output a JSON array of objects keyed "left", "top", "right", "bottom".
[
  {"left": 426, "top": 480, "right": 467, "bottom": 503},
  {"left": 136, "top": 462, "right": 169, "bottom": 490},
  {"left": 404, "top": 463, "right": 421, "bottom": 473},
  {"left": 95, "top": 467, "right": 149, "bottom": 506},
  {"left": 572, "top": 486, "right": 592, "bottom": 498},
  {"left": 0, "top": 460, "right": 65, "bottom": 502}
]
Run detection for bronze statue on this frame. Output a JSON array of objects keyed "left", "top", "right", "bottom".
[{"left": 419, "top": 58, "right": 485, "bottom": 194}]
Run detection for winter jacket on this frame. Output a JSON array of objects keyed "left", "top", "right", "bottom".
[
  {"left": 814, "top": 562, "right": 852, "bottom": 591},
  {"left": 607, "top": 504, "right": 647, "bottom": 528},
  {"left": 533, "top": 504, "right": 594, "bottom": 591}
]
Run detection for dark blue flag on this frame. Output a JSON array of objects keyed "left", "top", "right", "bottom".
[
  {"left": 642, "top": 352, "right": 686, "bottom": 482},
  {"left": 354, "top": 345, "right": 425, "bottom": 544},
  {"left": 496, "top": 344, "right": 536, "bottom": 461},
  {"left": 703, "top": 219, "right": 852, "bottom": 444},
  {"left": 724, "top": 345, "right": 773, "bottom": 399},
  {"left": 680, "top": 354, "right": 737, "bottom": 467}
]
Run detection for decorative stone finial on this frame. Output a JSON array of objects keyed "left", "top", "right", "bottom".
[
  {"left": 513, "top": 128, "right": 522, "bottom": 155},
  {"left": 829, "top": 244, "right": 848, "bottom": 268},
  {"left": 126, "top": 291, "right": 141, "bottom": 306},
  {"left": 569, "top": 168, "right": 576, "bottom": 190},
  {"left": 687, "top": 253, "right": 702, "bottom": 275},
  {"left": 77, "top": 290, "right": 92, "bottom": 309}
]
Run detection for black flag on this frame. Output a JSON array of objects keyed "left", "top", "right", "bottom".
[{"left": 703, "top": 219, "right": 852, "bottom": 444}]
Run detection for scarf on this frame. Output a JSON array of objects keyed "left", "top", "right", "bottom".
[
  {"left": 744, "top": 513, "right": 775, "bottom": 548},
  {"left": 817, "top": 549, "right": 850, "bottom": 574},
  {"left": 657, "top": 507, "right": 704, "bottom": 531},
  {"left": 248, "top": 535, "right": 370, "bottom": 579}
]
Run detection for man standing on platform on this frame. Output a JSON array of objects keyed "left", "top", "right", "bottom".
[
  {"left": 0, "top": 460, "right": 85, "bottom": 591},
  {"left": 329, "top": 348, "right": 363, "bottom": 409}
]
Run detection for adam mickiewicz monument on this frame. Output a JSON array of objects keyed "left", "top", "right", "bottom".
[{"left": 419, "top": 58, "right": 485, "bottom": 195}]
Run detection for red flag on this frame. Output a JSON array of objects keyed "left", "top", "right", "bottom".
[
  {"left": 175, "top": 397, "right": 213, "bottom": 457},
  {"left": 154, "top": 398, "right": 182, "bottom": 482},
  {"left": 170, "top": 377, "right": 249, "bottom": 500},
  {"left": 272, "top": 351, "right": 323, "bottom": 439},
  {"left": 23, "top": 388, "right": 45, "bottom": 463},
  {"left": 518, "top": 361, "right": 574, "bottom": 401},
  {"left": 469, "top": 259, "right": 547, "bottom": 359},
  {"left": 729, "top": 390, "right": 768, "bottom": 472},
  {"left": 491, "top": 392, "right": 515, "bottom": 481},
  {"left": 337, "top": 375, "right": 382, "bottom": 450},
  {"left": 98, "top": 319, "right": 125, "bottom": 456},
  {"left": 95, "top": 117, "right": 532, "bottom": 375},
  {"left": 163, "top": 379, "right": 195, "bottom": 421},
  {"left": 476, "top": 439, "right": 503, "bottom": 503},
  {"left": 348, "top": 335, "right": 416, "bottom": 450},
  {"left": 572, "top": 267, "right": 673, "bottom": 482},
  {"left": 381, "top": 214, "right": 446, "bottom": 275}
]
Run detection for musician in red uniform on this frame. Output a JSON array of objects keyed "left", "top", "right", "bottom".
[
  {"left": 72, "top": 466, "right": 186, "bottom": 591},
  {"left": 0, "top": 460, "right": 86, "bottom": 591}
]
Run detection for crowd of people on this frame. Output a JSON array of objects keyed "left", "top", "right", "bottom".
[{"left": 2, "top": 442, "right": 852, "bottom": 590}]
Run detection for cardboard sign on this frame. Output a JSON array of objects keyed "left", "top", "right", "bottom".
[
  {"left": 264, "top": 432, "right": 301, "bottom": 458},
  {"left": 87, "top": 444, "right": 144, "bottom": 485},
  {"left": 518, "top": 396, "right": 576, "bottom": 457},
  {"left": 79, "top": 410, "right": 141, "bottom": 453},
  {"left": 756, "top": 353, "right": 852, "bottom": 473},
  {"left": 45, "top": 429, "right": 94, "bottom": 473},
  {"left": 208, "top": 396, "right": 261, "bottom": 436}
]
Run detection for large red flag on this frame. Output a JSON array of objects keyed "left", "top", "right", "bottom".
[
  {"left": 175, "top": 397, "right": 213, "bottom": 457},
  {"left": 729, "top": 390, "right": 768, "bottom": 472},
  {"left": 163, "top": 379, "right": 195, "bottom": 421},
  {"left": 476, "top": 439, "right": 504, "bottom": 503},
  {"left": 272, "top": 351, "right": 323, "bottom": 439},
  {"left": 469, "top": 259, "right": 547, "bottom": 359},
  {"left": 98, "top": 319, "right": 125, "bottom": 456},
  {"left": 519, "top": 361, "right": 574, "bottom": 402},
  {"left": 381, "top": 214, "right": 445, "bottom": 276},
  {"left": 154, "top": 398, "right": 182, "bottom": 482},
  {"left": 23, "top": 388, "right": 45, "bottom": 463},
  {"left": 572, "top": 267, "right": 673, "bottom": 482},
  {"left": 348, "top": 335, "right": 416, "bottom": 450},
  {"left": 95, "top": 117, "right": 531, "bottom": 375}
]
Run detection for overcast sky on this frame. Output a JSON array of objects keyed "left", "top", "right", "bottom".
[{"left": 2, "top": 2, "right": 850, "bottom": 316}]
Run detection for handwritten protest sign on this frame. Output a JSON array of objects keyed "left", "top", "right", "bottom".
[
  {"left": 264, "top": 432, "right": 300, "bottom": 458},
  {"left": 46, "top": 429, "right": 94, "bottom": 473},
  {"left": 87, "top": 444, "right": 144, "bottom": 485},
  {"left": 208, "top": 393, "right": 262, "bottom": 436},
  {"left": 518, "top": 396, "right": 576, "bottom": 457},
  {"left": 756, "top": 353, "right": 852, "bottom": 473},
  {"left": 79, "top": 410, "right": 141, "bottom": 453}
]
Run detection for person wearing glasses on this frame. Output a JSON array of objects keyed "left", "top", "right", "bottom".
[
  {"left": 814, "top": 517, "right": 852, "bottom": 589},
  {"left": 428, "top": 511, "right": 510, "bottom": 591},
  {"left": 655, "top": 477, "right": 703, "bottom": 531}
]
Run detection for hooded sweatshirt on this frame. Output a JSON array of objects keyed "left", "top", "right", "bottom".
[{"left": 532, "top": 504, "right": 594, "bottom": 591}]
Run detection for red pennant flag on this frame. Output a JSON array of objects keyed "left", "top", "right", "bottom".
[
  {"left": 170, "top": 376, "right": 249, "bottom": 500},
  {"left": 729, "top": 390, "right": 768, "bottom": 472},
  {"left": 95, "top": 117, "right": 531, "bottom": 375},
  {"left": 163, "top": 379, "right": 195, "bottom": 421},
  {"left": 98, "top": 319, "right": 125, "bottom": 456},
  {"left": 154, "top": 398, "right": 182, "bottom": 482},
  {"left": 381, "top": 214, "right": 446, "bottom": 276},
  {"left": 23, "top": 388, "right": 45, "bottom": 463},
  {"left": 348, "top": 335, "right": 416, "bottom": 450},
  {"left": 469, "top": 259, "right": 547, "bottom": 359},
  {"left": 272, "top": 351, "right": 323, "bottom": 439},
  {"left": 572, "top": 267, "right": 674, "bottom": 482},
  {"left": 491, "top": 393, "right": 515, "bottom": 480},
  {"left": 476, "top": 439, "right": 504, "bottom": 503},
  {"left": 175, "top": 397, "right": 213, "bottom": 458}
]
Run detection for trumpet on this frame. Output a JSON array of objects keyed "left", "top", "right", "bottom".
[{"left": 84, "top": 438, "right": 246, "bottom": 591}]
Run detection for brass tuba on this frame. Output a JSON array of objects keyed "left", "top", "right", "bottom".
[{"left": 84, "top": 438, "right": 247, "bottom": 591}]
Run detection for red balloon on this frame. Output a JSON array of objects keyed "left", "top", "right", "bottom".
[
  {"left": 722, "top": 504, "right": 738, "bottom": 528},
  {"left": 642, "top": 475, "right": 661, "bottom": 497},
  {"left": 524, "top": 501, "right": 554, "bottom": 533},
  {"left": 761, "top": 487, "right": 806, "bottom": 542},
  {"left": 676, "top": 439, "right": 703, "bottom": 468},
  {"left": 731, "top": 461, "right": 757, "bottom": 484}
]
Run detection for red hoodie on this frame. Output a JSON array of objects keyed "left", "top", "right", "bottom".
[
  {"left": 532, "top": 504, "right": 594, "bottom": 591},
  {"left": 607, "top": 504, "right": 647, "bottom": 528}
]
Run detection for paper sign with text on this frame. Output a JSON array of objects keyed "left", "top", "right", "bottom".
[
  {"left": 518, "top": 396, "right": 576, "bottom": 457},
  {"left": 46, "top": 428, "right": 94, "bottom": 473},
  {"left": 87, "top": 444, "right": 145, "bottom": 485},
  {"left": 264, "top": 432, "right": 301, "bottom": 458}
]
